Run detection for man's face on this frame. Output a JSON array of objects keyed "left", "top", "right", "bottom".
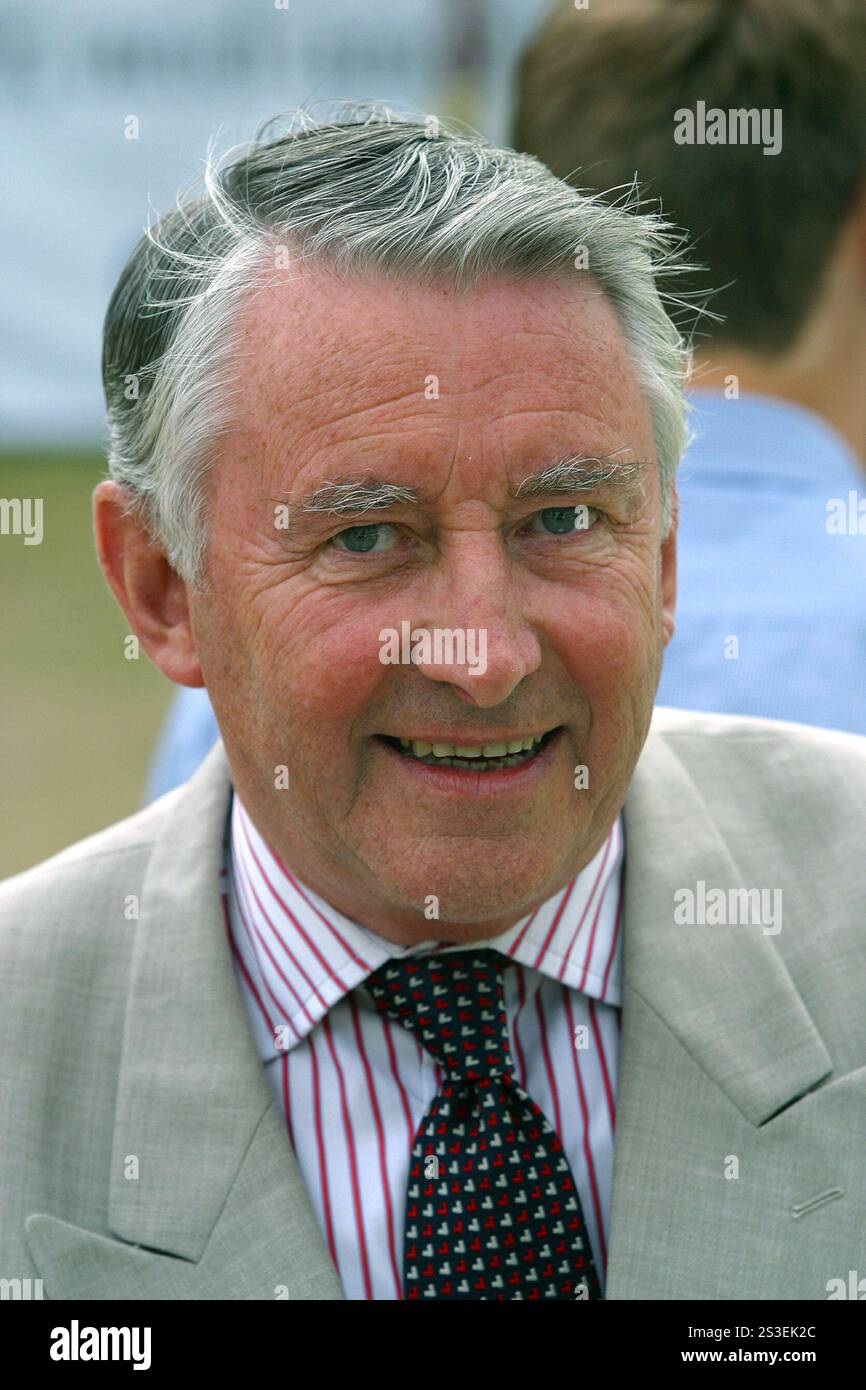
[{"left": 189, "top": 263, "right": 677, "bottom": 943}]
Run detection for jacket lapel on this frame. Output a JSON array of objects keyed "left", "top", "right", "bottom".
[
  {"left": 605, "top": 718, "right": 838, "bottom": 1299},
  {"left": 26, "top": 743, "right": 343, "bottom": 1301}
]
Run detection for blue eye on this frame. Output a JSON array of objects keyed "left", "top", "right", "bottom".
[
  {"left": 331, "top": 523, "right": 396, "bottom": 553},
  {"left": 532, "top": 505, "right": 599, "bottom": 535}
]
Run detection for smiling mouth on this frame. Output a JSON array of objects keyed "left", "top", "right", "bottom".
[{"left": 378, "top": 727, "right": 562, "bottom": 771}]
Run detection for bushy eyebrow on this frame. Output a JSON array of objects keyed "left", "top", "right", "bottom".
[
  {"left": 296, "top": 479, "right": 419, "bottom": 516},
  {"left": 289, "top": 455, "right": 649, "bottom": 519},
  {"left": 513, "top": 456, "right": 648, "bottom": 501}
]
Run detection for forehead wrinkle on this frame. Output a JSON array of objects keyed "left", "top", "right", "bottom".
[
  {"left": 241, "top": 273, "right": 622, "bottom": 427},
  {"left": 251, "top": 372, "right": 436, "bottom": 438}
]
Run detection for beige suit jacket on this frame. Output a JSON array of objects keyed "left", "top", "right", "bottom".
[{"left": 2, "top": 706, "right": 865, "bottom": 1299}]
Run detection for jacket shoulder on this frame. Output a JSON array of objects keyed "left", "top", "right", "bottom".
[
  {"left": 0, "top": 786, "right": 185, "bottom": 946},
  {"left": 646, "top": 705, "right": 866, "bottom": 861},
  {"left": 650, "top": 705, "right": 866, "bottom": 787}
]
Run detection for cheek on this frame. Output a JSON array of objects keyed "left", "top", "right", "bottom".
[
  {"left": 553, "top": 587, "right": 659, "bottom": 698},
  {"left": 247, "top": 593, "right": 393, "bottom": 734}
]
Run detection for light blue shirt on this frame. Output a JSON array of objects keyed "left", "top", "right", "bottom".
[
  {"left": 146, "top": 686, "right": 220, "bottom": 802},
  {"left": 146, "top": 387, "right": 866, "bottom": 801},
  {"left": 657, "top": 389, "right": 866, "bottom": 733}
]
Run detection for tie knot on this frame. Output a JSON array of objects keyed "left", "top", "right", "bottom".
[{"left": 366, "top": 948, "right": 513, "bottom": 1081}]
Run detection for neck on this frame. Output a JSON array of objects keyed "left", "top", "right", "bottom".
[
  {"left": 691, "top": 219, "right": 866, "bottom": 468},
  {"left": 692, "top": 346, "right": 866, "bottom": 467}
]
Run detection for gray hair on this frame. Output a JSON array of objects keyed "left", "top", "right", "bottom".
[{"left": 103, "top": 104, "right": 692, "bottom": 584}]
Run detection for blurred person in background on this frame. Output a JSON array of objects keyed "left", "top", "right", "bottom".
[
  {"left": 515, "top": 0, "right": 866, "bottom": 732},
  {"left": 146, "top": 683, "right": 220, "bottom": 797}
]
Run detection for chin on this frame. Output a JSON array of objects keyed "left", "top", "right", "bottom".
[{"left": 401, "top": 861, "right": 561, "bottom": 934}]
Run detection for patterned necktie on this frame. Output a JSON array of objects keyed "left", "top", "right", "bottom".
[{"left": 365, "top": 948, "right": 602, "bottom": 1301}]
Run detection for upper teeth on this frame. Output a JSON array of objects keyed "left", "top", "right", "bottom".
[{"left": 398, "top": 735, "right": 545, "bottom": 758}]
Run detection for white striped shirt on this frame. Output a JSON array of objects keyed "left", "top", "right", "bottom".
[{"left": 222, "top": 794, "right": 624, "bottom": 1300}]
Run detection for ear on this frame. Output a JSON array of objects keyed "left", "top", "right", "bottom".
[
  {"left": 660, "top": 484, "right": 678, "bottom": 648},
  {"left": 93, "top": 480, "right": 204, "bottom": 687}
]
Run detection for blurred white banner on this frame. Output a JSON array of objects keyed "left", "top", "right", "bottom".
[{"left": 0, "top": 0, "right": 549, "bottom": 444}]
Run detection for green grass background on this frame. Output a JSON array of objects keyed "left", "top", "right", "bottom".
[{"left": 1, "top": 450, "right": 174, "bottom": 879}]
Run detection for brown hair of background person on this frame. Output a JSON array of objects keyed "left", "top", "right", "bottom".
[{"left": 513, "top": 0, "right": 866, "bottom": 359}]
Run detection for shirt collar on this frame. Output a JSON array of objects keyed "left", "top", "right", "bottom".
[
  {"left": 226, "top": 793, "right": 624, "bottom": 1058},
  {"left": 684, "top": 387, "right": 862, "bottom": 489}
]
